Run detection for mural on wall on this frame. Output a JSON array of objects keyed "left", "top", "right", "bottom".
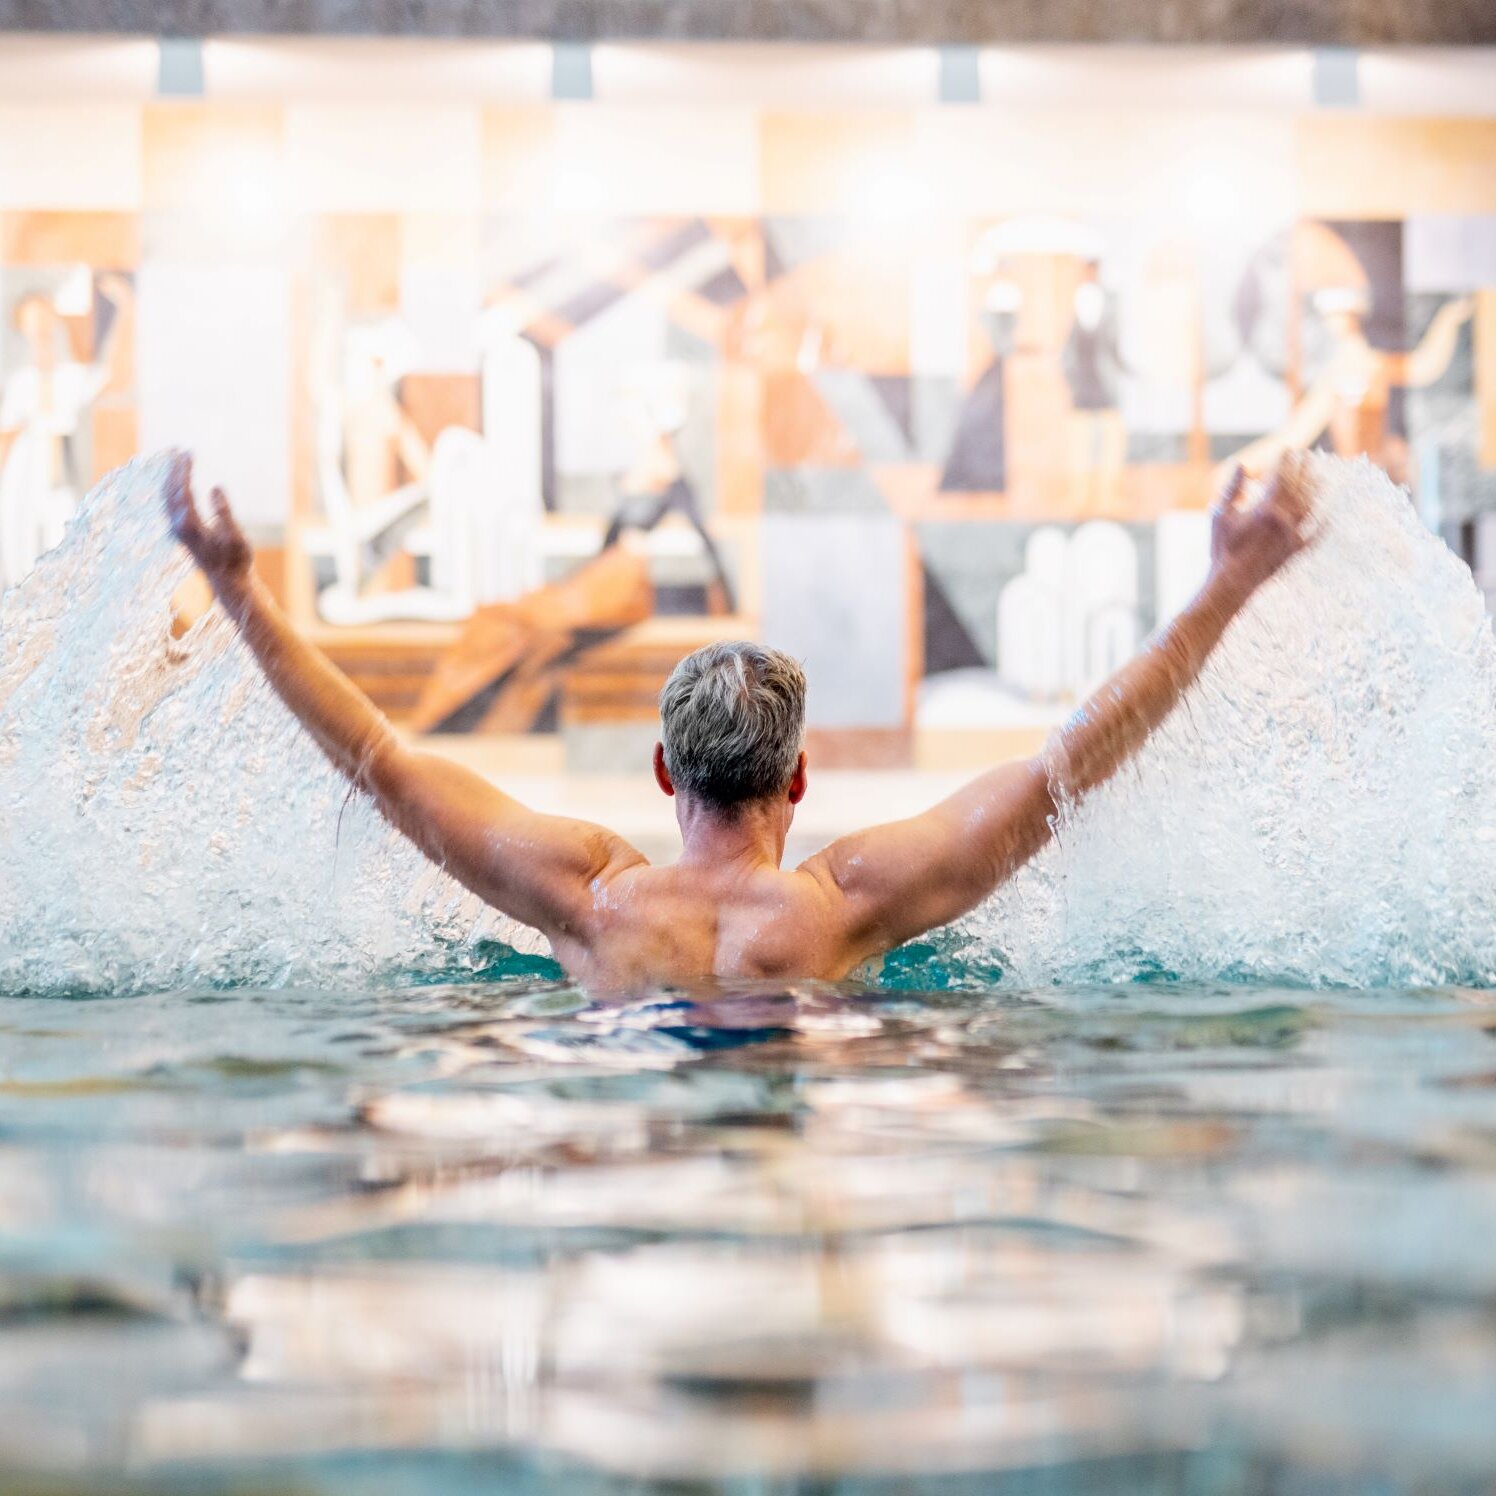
[
  {"left": 377, "top": 209, "right": 1484, "bottom": 736},
  {"left": 910, "top": 213, "right": 1492, "bottom": 725},
  {"left": 1, "top": 101, "right": 1492, "bottom": 747}
]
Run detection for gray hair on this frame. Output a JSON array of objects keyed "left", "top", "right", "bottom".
[{"left": 659, "top": 641, "right": 807, "bottom": 808}]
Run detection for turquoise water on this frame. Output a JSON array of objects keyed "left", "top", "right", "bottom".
[{"left": 3, "top": 972, "right": 1496, "bottom": 1492}]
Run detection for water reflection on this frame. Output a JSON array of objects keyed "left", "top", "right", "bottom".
[{"left": 2, "top": 981, "right": 1496, "bottom": 1490}]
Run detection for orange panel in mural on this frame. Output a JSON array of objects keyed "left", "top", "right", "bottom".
[
  {"left": 0, "top": 212, "right": 140, "bottom": 268},
  {"left": 761, "top": 369, "right": 859, "bottom": 468}
]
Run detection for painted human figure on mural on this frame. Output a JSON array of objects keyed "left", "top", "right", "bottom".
[
  {"left": 309, "top": 304, "right": 558, "bottom": 624},
  {"left": 939, "top": 276, "right": 1015, "bottom": 494},
  {"left": 0, "top": 273, "right": 132, "bottom": 587},
  {"left": 306, "top": 314, "right": 437, "bottom": 624},
  {"left": 944, "top": 222, "right": 1132, "bottom": 515},
  {"left": 389, "top": 309, "right": 549, "bottom": 623},
  {"left": 1062, "top": 262, "right": 1129, "bottom": 516},
  {"left": 1227, "top": 286, "right": 1474, "bottom": 485},
  {"left": 603, "top": 362, "right": 736, "bottom": 613},
  {"left": 337, "top": 318, "right": 431, "bottom": 517}
]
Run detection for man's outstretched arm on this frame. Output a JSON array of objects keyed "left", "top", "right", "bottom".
[
  {"left": 809, "top": 453, "right": 1318, "bottom": 965},
  {"left": 164, "top": 454, "right": 642, "bottom": 941}
]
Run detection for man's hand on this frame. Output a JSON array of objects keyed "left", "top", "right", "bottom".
[
  {"left": 1209, "top": 451, "right": 1317, "bottom": 604},
  {"left": 164, "top": 452, "right": 252, "bottom": 587},
  {"left": 811, "top": 448, "right": 1323, "bottom": 969}
]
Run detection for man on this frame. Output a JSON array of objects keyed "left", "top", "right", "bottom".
[{"left": 166, "top": 452, "right": 1314, "bottom": 989}]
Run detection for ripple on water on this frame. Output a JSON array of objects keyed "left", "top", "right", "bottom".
[{"left": 0, "top": 979, "right": 1493, "bottom": 1489}]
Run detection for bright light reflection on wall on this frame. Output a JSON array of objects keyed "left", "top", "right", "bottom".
[
  {"left": 979, "top": 46, "right": 1316, "bottom": 110},
  {"left": 590, "top": 44, "right": 940, "bottom": 108},
  {"left": 1359, "top": 48, "right": 1496, "bottom": 114},
  {"left": 202, "top": 38, "right": 553, "bottom": 102},
  {"left": 0, "top": 36, "right": 158, "bottom": 100}
]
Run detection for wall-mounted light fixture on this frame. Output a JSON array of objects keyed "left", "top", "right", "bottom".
[
  {"left": 552, "top": 42, "right": 594, "bottom": 101},
  {"left": 157, "top": 36, "right": 204, "bottom": 97},
  {"left": 1312, "top": 47, "right": 1361, "bottom": 108},
  {"left": 938, "top": 45, "right": 981, "bottom": 104}
]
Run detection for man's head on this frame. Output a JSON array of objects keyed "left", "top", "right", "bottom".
[{"left": 655, "top": 642, "right": 807, "bottom": 814}]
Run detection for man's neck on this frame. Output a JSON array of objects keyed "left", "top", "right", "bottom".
[{"left": 675, "top": 795, "right": 788, "bottom": 874}]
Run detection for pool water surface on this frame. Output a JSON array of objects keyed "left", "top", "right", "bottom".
[{"left": 2, "top": 976, "right": 1495, "bottom": 1493}]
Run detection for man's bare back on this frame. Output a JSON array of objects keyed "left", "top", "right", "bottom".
[
  {"left": 541, "top": 777, "right": 1047, "bottom": 987},
  {"left": 551, "top": 858, "right": 855, "bottom": 987},
  {"left": 166, "top": 454, "right": 1316, "bottom": 990}
]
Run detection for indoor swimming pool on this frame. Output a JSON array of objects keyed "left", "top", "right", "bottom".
[{"left": 2, "top": 14, "right": 1494, "bottom": 1490}]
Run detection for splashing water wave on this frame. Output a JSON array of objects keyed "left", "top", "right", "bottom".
[
  {"left": 962, "top": 454, "right": 1496, "bottom": 988},
  {"left": 2, "top": 452, "right": 1493, "bottom": 994},
  {"left": 0, "top": 453, "right": 540, "bottom": 994}
]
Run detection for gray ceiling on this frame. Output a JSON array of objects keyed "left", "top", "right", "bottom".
[{"left": 1, "top": 0, "right": 1492, "bottom": 46}]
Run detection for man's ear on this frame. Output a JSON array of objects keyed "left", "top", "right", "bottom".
[
  {"left": 787, "top": 748, "right": 808, "bottom": 806},
  {"left": 653, "top": 742, "right": 675, "bottom": 797}
]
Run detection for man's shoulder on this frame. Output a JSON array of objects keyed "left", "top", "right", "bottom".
[{"left": 775, "top": 860, "right": 862, "bottom": 937}]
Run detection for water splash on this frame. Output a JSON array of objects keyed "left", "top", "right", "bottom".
[
  {"left": 962, "top": 455, "right": 1496, "bottom": 988},
  {"left": 3, "top": 452, "right": 1493, "bottom": 995},
  {"left": 0, "top": 453, "right": 539, "bottom": 995}
]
